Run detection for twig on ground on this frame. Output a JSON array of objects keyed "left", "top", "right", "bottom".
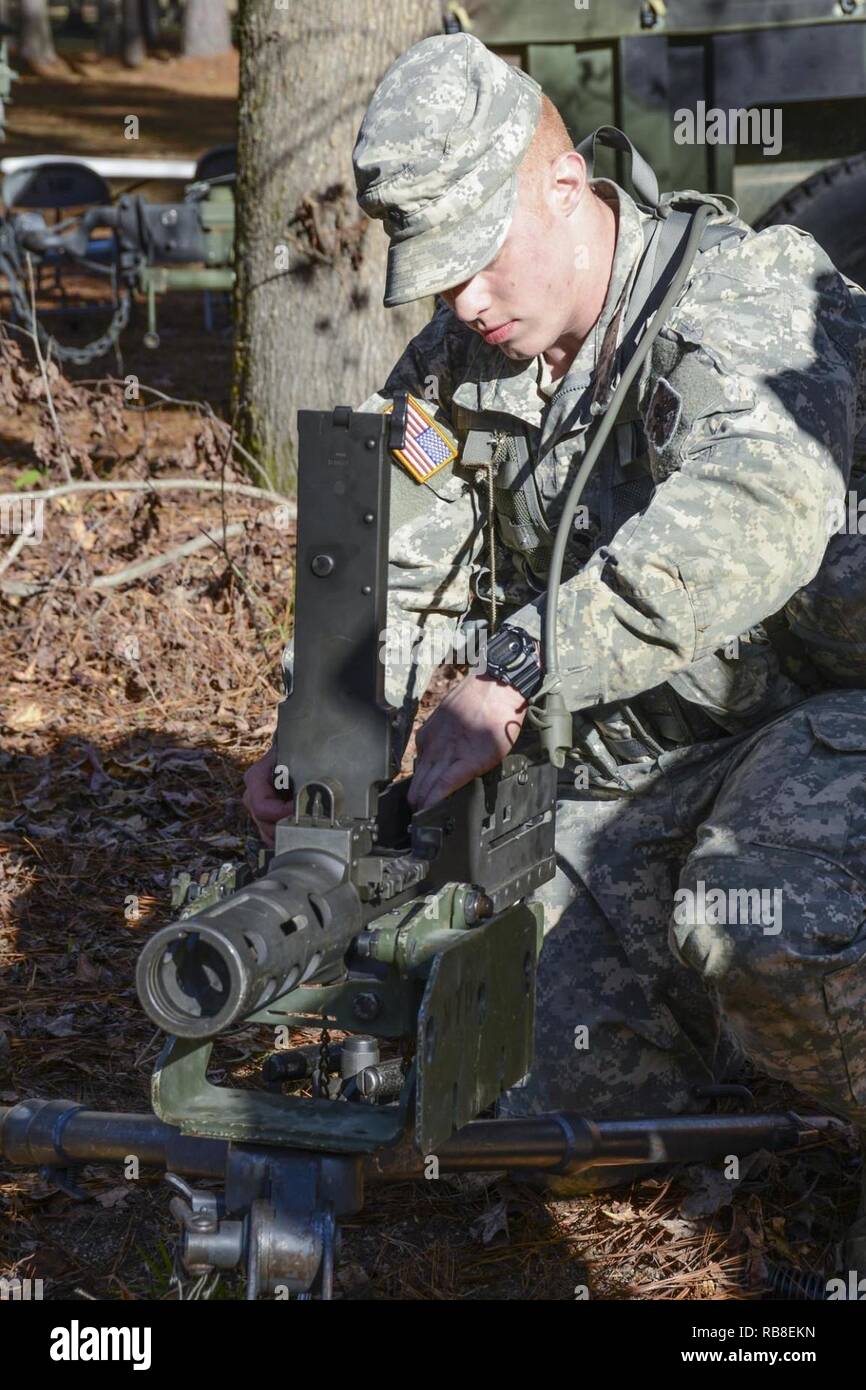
[
  {"left": 1, "top": 521, "right": 246, "bottom": 595},
  {"left": 90, "top": 521, "right": 247, "bottom": 590},
  {"left": 24, "top": 254, "right": 74, "bottom": 484},
  {"left": 0, "top": 529, "right": 33, "bottom": 580},
  {"left": 0, "top": 478, "right": 292, "bottom": 510}
]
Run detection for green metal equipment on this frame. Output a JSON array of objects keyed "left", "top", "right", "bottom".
[{"left": 462, "top": 0, "right": 866, "bottom": 280}]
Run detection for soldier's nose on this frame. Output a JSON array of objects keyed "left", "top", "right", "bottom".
[{"left": 443, "top": 277, "right": 488, "bottom": 324}]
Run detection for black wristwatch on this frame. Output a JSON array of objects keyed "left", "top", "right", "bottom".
[{"left": 483, "top": 624, "right": 544, "bottom": 699}]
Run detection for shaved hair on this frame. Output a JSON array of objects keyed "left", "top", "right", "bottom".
[{"left": 517, "top": 94, "right": 574, "bottom": 217}]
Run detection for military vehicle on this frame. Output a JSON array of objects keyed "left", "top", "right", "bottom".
[{"left": 459, "top": 0, "right": 866, "bottom": 282}]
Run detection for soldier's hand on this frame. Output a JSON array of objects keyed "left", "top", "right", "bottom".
[
  {"left": 408, "top": 673, "right": 529, "bottom": 812},
  {"left": 243, "top": 742, "right": 293, "bottom": 849}
]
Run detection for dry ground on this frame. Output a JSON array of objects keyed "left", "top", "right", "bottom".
[
  {"left": 0, "top": 54, "right": 862, "bottom": 1303},
  {"left": 0, "top": 328, "right": 859, "bottom": 1303}
]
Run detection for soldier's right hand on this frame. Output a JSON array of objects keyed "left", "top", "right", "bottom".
[{"left": 242, "top": 742, "right": 293, "bottom": 849}]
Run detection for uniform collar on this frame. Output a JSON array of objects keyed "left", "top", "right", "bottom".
[{"left": 450, "top": 180, "right": 650, "bottom": 432}]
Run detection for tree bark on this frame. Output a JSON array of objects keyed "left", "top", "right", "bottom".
[
  {"left": 141, "top": 0, "right": 162, "bottom": 48},
  {"left": 233, "top": 0, "right": 442, "bottom": 492},
  {"left": 122, "top": 0, "right": 145, "bottom": 67},
  {"left": 61, "top": 2, "right": 90, "bottom": 35},
  {"left": 98, "top": 0, "right": 122, "bottom": 56},
  {"left": 18, "top": 0, "right": 57, "bottom": 71},
  {"left": 182, "top": 0, "right": 232, "bottom": 58}
]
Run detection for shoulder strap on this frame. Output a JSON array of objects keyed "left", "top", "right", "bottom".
[
  {"left": 576, "top": 125, "right": 747, "bottom": 362},
  {"left": 620, "top": 207, "right": 748, "bottom": 367},
  {"left": 575, "top": 125, "right": 659, "bottom": 210}
]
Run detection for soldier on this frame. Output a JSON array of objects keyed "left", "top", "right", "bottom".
[{"left": 244, "top": 33, "right": 866, "bottom": 1270}]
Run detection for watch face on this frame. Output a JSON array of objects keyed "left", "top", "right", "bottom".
[{"left": 502, "top": 635, "right": 524, "bottom": 670}]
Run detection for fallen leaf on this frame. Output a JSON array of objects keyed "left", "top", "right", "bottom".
[
  {"left": 680, "top": 1166, "right": 736, "bottom": 1219},
  {"left": 334, "top": 1261, "right": 371, "bottom": 1296},
  {"left": 74, "top": 955, "right": 101, "bottom": 983},
  {"left": 68, "top": 516, "right": 96, "bottom": 551},
  {"left": 7, "top": 703, "right": 43, "bottom": 730},
  {"left": 94, "top": 1186, "right": 130, "bottom": 1209},
  {"left": 656, "top": 1217, "right": 699, "bottom": 1239},
  {"left": 469, "top": 1199, "right": 510, "bottom": 1247},
  {"left": 601, "top": 1201, "right": 640, "bottom": 1224},
  {"left": 766, "top": 1217, "right": 799, "bottom": 1262},
  {"left": 43, "top": 1015, "right": 77, "bottom": 1038}
]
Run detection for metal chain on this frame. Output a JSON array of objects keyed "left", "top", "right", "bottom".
[
  {"left": 315, "top": 1022, "right": 332, "bottom": 1098},
  {"left": 0, "top": 231, "right": 133, "bottom": 365}
]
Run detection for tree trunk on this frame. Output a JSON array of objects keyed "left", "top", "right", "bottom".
[
  {"left": 98, "top": 0, "right": 122, "bottom": 56},
  {"left": 141, "top": 0, "right": 162, "bottom": 48},
  {"left": 61, "top": 2, "right": 90, "bottom": 35},
  {"left": 18, "top": 0, "right": 57, "bottom": 70},
  {"left": 233, "top": 0, "right": 442, "bottom": 492},
  {"left": 122, "top": 0, "right": 145, "bottom": 67},
  {"left": 182, "top": 0, "right": 231, "bottom": 57}
]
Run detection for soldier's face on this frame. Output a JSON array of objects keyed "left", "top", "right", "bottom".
[{"left": 439, "top": 152, "right": 604, "bottom": 361}]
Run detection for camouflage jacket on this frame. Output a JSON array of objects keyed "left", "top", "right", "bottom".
[{"left": 356, "top": 179, "right": 866, "bottom": 776}]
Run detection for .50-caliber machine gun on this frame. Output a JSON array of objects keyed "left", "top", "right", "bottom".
[
  {"left": 0, "top": 402, "right": 846, "bottom": 1299},
  {"left": 0, "top": 149, "right": 235, "bottom": 365}
]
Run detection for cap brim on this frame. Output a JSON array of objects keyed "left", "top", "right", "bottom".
[{"left": 383, "top": 175, "right": 517, "bottom": 308}]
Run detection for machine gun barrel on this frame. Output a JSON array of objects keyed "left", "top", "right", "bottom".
[{"left": 135, "top": 846, "right": 367, "bottom": 1039}]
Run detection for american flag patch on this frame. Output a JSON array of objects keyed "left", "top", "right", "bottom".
[{"left": 385, "top": 394, "right": 457, "bottom": 484}]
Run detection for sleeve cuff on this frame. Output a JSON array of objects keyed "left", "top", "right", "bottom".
[{"left": 506, "top": 589, "right": 602, "bottom": 712}]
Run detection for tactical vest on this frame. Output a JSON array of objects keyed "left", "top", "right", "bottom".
[
  {"left": 451, "top": 132, "right": 760, "bottom": 778},
  {"left": 451, "top": 128, "right": 866, "bottom": 781}
]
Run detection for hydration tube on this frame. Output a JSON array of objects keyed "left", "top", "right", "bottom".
[{"left": 530, "top": 203, "right": 715, "bottom": 767}]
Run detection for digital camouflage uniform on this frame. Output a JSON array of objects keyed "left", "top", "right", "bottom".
[{"left": 347, "top": 34, "right": 866, "bottom": 1183}]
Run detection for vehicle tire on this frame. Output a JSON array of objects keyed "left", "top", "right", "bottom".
[{"left": 754, "top": 153, "right": 866, "bottom": 285}]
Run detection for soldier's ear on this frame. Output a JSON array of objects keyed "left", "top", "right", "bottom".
[{"left": 550, "top": 150, "right": 587, "bottom": 218}]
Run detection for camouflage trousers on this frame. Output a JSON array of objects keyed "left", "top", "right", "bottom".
[{"left": 498, "top": 689, "right": 866, "bottom": 1184}]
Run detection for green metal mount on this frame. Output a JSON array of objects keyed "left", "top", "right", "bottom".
[
  {"left": 139, "top": 185, "right": 235, "bottom": 344},
  {"left": 151, "top": 885, "right": 543, "bottom": 1157}
]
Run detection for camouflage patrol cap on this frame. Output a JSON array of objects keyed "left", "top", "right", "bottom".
[{"left": 353, "top": 33, "right": 542, "bottom": 307}]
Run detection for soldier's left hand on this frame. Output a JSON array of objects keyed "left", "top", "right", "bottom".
[{"left": 407, "top": 672, "right": 529, "bottom": 812}]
